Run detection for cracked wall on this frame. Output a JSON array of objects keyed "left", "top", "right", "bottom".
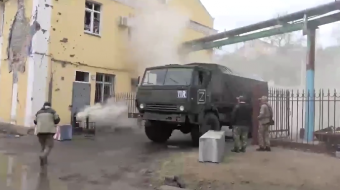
[
  {"left": 0, "top": 0, "right": 33, "bottom": 125},
  {"left": 0, "top": 0, "right": 52, "bottom": 126}
]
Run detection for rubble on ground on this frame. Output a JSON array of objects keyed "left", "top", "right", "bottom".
[{"left": 163, "top": 175, "right": 186, "bottom": 188}]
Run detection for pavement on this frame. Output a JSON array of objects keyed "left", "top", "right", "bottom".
[
  {"left": 0, "top": 127, "right": 206, "bottom": 190},
  {"left": 0, "top": 122, "right": 34, "bottom": 135}
]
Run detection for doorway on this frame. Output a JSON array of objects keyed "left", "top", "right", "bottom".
[{"left": 71, "top": 71, "right": 91, "bottom": 124}]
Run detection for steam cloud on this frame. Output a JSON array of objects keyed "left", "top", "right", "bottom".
[
  {"left": 76, "top": 99, "right": 136, "bottom": 129},
  {"left": 127, "top": 0, "right": 190, "bottom": 76},
  {"left": 76, "top": 0, "right": 190, "bottom": 129}
]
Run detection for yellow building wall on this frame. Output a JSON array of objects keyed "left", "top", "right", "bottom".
[
  {"left": 49, "top": 0, "right": 134, "bottom": 124},
  {"left": 0, "top": 0, "right": 33, "bottom": 125},
  {"left": 48, "top": 0, "right": 214, "bottom": 124},
  {"left": 182, "top": 28, "right": 213, "bottom": 63},
  {"left": 172, "top": 0, "right": 214, "bottom": 63},
  {"left": 170, "top": 0, "right": 214, "bottom": 28},
  {"left": 50, "top": 61, "right": 131, "bottom": 125},
  {"left": 49, "top": 0, "right": 133, "bottom": 71}
]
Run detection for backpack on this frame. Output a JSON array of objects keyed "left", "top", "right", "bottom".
[{"left": 264, "top": 103, "right": 275, "bottom": 125}]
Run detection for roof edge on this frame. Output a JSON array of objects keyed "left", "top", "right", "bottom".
[{"left": 197, "top": 0, "right": 214, "bottom": 20}]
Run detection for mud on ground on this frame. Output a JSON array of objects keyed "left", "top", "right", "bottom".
[
  {"left": 1, "top": 129, "right": 340, "bottom": 190},
  {"left": 155, "top": 146, "right": 340, "bottom": 190}
]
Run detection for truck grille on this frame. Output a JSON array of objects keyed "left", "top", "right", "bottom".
[{"left": 145, "top": 104, "right": 178, "bottom": 111}]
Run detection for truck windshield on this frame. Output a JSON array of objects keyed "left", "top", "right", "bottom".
[{"left": 142, "top": 68, "right": 193, "bottom": 86}]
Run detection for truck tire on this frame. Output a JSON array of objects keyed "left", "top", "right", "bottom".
[
  {"left": 180, "top": 125, "right": 192, "bottom": 134},
  {"left": 191, "top": 113, "right": 221, "bottom": 146},
  {"left": 145, "top": 120, "right": 172, "bottom": 143}
]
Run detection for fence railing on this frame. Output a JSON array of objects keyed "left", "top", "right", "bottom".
[
  {"left": 268, "top": 88, "right": 340, "bottom": 145},
  {"left": 113, "top": 89, "right": 340, "bottom": 146},
  {"left": 114, "top": 92, "right": 138, "bottom": 117}
]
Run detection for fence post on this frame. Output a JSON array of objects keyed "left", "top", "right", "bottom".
[
  {"left": 305, "top": 28, "right": 316, "bottom": 142},
  {"left": 286, "top": 90, "right": 290, "bottom": 136}
]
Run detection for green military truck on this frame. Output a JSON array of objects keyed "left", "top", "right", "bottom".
[{"left": 135, "top": 63, "right": 268, "bottom": 146}]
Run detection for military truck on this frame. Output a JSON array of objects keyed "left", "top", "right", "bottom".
[{"left": 135, "top": 63, "right": 268, "bottom": 146}]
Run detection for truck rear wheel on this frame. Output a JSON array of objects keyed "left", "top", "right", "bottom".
[
  {"left": 191, "top": 113, "right": 221, "bottom": 147},
  {"left": 145, "top": 120, "right": 172, "bottom": 143}
]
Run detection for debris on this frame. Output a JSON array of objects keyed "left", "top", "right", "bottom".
[
  {"left": 139, "top": 168, "right": 153, "bottom": 175},
  {"left": 158, "top": 185, "right": 190, "bottom": 190},
  {"left": 164, "top": 175, "right": 186, "bottom": 188}
]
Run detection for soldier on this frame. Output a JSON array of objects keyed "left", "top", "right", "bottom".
[
  {"left": 34, "top": 102, "right": 60, "bottom": 172},
  {"left": 231, "top": 96, "right": 253, "bottom": 153},
  {"left": 257, "top": 96, "right": 273, "bottom": 151}
]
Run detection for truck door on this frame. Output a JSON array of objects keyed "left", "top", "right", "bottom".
[{"left": 191, "top": 69, "right": 210, "bottom": 114}]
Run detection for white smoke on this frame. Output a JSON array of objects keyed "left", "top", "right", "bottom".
[
  {"left": 127, "top": 0, "right": 190, "bottom": 76},
  {"left": 76, "top": 99, "right": 136, "bottom": 129},
  {"left": 76, "top": 0, "right": 194, "bottom": 129}
]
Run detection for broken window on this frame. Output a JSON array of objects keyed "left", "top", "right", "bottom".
[
  {"left": 75, "top": 71, "right": 90, "bottom": 82},
  {"left": 94, "top": 73, "right": 115, "bottom": 103},
  {"left": 84, "top": 1, "right": 101, "bottom": 35}
]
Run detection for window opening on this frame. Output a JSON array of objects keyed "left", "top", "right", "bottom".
[
  {"left": 94, "top": 73, "right": 115, "bottom": 103},
  {"left": 75, "top": 71, "right": 90, "bottom": 82},
  {"left": 84, "top": 1, "right": 101, "bottom": 35}
]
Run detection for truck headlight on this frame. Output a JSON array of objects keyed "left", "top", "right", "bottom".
[
  {"left": 179, "top": 105, "right": 184, "bottom": 111},
  {"left": 139, "top": 103, "right": 144, "bottom": 109}
]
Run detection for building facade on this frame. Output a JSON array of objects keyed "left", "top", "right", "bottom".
[{"left": 0, "top": 0, "right": 216, "bottom": 126}]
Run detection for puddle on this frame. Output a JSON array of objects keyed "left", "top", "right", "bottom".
[{"left": 0, "top": 153, "right": 68, "bottom": 190}]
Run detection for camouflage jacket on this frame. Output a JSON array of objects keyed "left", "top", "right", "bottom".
[{"left": 34, "top": 106, "right": 60, "bottom": 135}]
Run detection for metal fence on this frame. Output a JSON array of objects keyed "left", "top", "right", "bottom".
[
  {"left": 114, "top": 92, "right": 138, "bottom": 118},
  {"left": 114, "top": 89, "right": 340, "bottom": 147},
  {"left": 268, "top": 88, "right": 340, "bottom": 146}
]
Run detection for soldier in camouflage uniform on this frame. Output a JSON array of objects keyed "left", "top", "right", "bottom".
[
  {"left": 231, "top": 96, "right": 253, "bottom": 153},
  {"left": 34, "top": 102, "right": 60, "bottom": 173},
  {"left": 257, "top": 96, "right": 273, "bottom": 151}
]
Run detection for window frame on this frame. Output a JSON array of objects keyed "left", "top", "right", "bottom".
[
  {"left": 94, "top": 73, "right": 115, "bottom": 103},
  {"left": 84, "top": 1, "right": 102, "bottom": 36},
  {"left": 74, "top": 70, "right": 91, "bottom": 83}
]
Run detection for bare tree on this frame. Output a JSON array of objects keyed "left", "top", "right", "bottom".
[{"left": 264, "top": 12, "right": 300, "bottom": 48}]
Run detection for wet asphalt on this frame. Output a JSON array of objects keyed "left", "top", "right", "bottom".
[
  {"left": 0, "top": 128, "right": 219, "bottom": 190},
  {"left": 0, "top": 126, "right": 235, "bottom": 190}
]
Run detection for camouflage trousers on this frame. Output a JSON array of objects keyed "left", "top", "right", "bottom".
[
  {"left": 233, "top": 126, "right": 249, "bottom": 149},
  {"left": 37, "top": 134, "right": 54, "bottom": 166},
  {"left": 258, "top": 124, "right": 270, "bottom": 147}
]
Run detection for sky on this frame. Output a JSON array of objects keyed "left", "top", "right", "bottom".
[{"left": 200, "top": 0, "right": 339, "bottom": 47}]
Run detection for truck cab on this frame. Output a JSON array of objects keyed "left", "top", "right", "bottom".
[{"left": 136, "top": 63, "right": 268, "bottom": 146}]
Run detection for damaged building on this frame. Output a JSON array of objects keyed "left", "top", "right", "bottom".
[{"left": 0, "top": 0, "right": 216, "bottom": 126}]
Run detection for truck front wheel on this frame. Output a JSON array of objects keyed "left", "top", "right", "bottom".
[
  {"left": 145, "top": 120, "right": 172, "bottom": 143},
  {"left": 191, "top": 113, "right": 220, "bottom": 146}
]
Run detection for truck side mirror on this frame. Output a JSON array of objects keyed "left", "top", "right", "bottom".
[{"left": 137, "top": 76, "right": 140, "bottom": 86}]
